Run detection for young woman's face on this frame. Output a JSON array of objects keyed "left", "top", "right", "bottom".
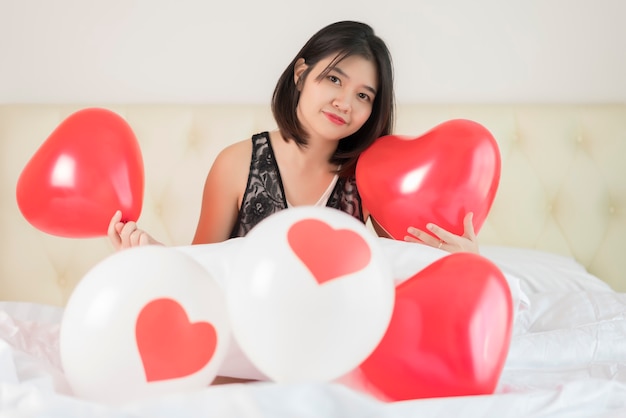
[{"left": 296, "top": 54, "right": 378, "bottom": 143}]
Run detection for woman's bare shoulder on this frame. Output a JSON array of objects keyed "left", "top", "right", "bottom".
[
  {"left": 216, "top": 137, "right": 252, "bottom": 162},
  {"left": 206, "top": 143, "right": 248, "bottom": 181}
]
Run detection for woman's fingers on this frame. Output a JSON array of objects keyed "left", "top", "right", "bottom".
[
  {"left": 129, "top": 229, "right": 144, "bottom": 247},
  {"left": 107, "top": 210, "right": 123, "bottom": 250},
  {"left": 405, "top": 226, "right": 444, "bottom": 248},
  {"left": 108, "top": 211, "right": 158, "bottom": 250},
  {"left": 425, "top": 222, "right": 456, "bottom": 244},
  {"left": 118, "top": 221, "right": 140, "bottom": 249},
  {"left": 139, "top": 232, "right": 152, "bottom": 246},
  {"left": 404, "top": 213, "right": 479, "bottom": 254},
  {"left": 463, "top": 212, "right": 477, "bottom": 240}
]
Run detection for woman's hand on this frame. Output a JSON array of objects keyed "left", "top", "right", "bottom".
[
  {"left": 108, "top": 210, "right": 162, "bottom": 251},
  {"left": 404, "top": 212, "right": 479, "bottom": 254}
]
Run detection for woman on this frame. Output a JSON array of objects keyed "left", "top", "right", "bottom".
[{"left": 109, "top": 21, "right": 478, "bottom": 254}]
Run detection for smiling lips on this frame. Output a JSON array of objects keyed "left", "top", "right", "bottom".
[{"left": 324, "top": 111, "right": 347, "bottom": 126}]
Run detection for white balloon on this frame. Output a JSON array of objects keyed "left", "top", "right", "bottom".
[
  {"left": 175, "top": 240, "right": 271, "bottom": 381},
  {"left": 227, "top": 206, "right": 395, "bottom": 383},
  {"left": 60, "top": 246, "right": 230, "bottom": 405}
]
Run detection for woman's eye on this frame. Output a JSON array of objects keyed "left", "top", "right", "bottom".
[
  {"left": 358, "top": 92, "right": 371, "bottom": 101},
  {"left": 328, "top": 75, "right": 340, "bottom": 84}
]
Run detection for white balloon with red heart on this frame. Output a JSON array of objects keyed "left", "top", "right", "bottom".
[
  {"left": 226, "top": 206, "right": 395, "bottom": 383},
  {"left": 59, "top": 246, "right": 230, "bottom": 405}
]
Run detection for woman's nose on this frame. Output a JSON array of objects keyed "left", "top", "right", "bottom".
[{"left": 333, "top": 93, "right": 351, "bottom": 112}]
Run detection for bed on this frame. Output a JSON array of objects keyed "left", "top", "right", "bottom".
[{"left": 1, "top": 103, "right": 626, "bottom": 417}]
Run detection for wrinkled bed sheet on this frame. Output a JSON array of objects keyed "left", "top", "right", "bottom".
[{"left": 2, "top": 290, "right": 626, "bottom": 418}]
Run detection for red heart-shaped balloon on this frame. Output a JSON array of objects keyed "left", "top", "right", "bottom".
[
  {"left": 135, "top": 298, "right": 218, "bottom": 382},
  {"left": 16, "top": 107, "right": 144, "bottom": 238},
  {"left": 356, "top": 119, "right": 500, "bottom": 240},
  {"left": 359, "top": 253, "right": 513, "bottom": 401}
]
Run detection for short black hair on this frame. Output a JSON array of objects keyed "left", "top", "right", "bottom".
[{"left": 271, "top": 21, "right": 395, "bottom": 177}]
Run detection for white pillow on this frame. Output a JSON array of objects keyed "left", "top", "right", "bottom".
[
  {"left": 375, "top": 238, "right": 528, "bottom": 318},
  {"left": 479, "top": 245, "right": 611, "bottom": 295}
]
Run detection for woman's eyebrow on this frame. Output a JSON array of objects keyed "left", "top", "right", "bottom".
[{"left": 332, "top": 66, "right": 377, "bottom": 95}]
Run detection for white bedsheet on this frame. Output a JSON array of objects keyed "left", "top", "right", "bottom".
[
  {"left": 1, "top": 293, "right": 626, "bottom": 418},
  {"left": 2, "top": 240, "right": 626, "bottom": 417}
]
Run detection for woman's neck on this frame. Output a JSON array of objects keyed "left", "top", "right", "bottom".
[{"left": 274, "top": 130, "right": 338, "bottom": 173}]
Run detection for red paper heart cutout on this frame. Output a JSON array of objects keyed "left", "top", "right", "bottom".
[
  {"left": 135, "top": 298, "right": 217, "bottom": 382},
  {"left": 359, "top": 253, "right": 513, "bottom": 401},
  {"left": 16, "top": 107, "right": 144, "bottom": 238},
  {"left": 287, "top": 219, "right": 371, "bottom": 284},
  {"left": 356, "top": 119, "right": 501, "bottom": 240}
]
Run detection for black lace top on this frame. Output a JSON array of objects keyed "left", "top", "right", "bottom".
[{"left": 229, "top": 132, "right": 364, "bottom": 238}]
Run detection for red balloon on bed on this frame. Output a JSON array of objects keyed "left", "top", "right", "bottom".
[
  {"left": 16, "top": 108, "right": 144, "bottom": 238},
  {"left": 356, "top": 119, "right": 501, "bottom": 240},
  {"left": 359, "top": 252, "right": 514, "bottom": 401}
]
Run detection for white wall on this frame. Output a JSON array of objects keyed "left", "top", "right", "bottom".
[{"left": 1, "top": 0, "right": 624, "bottom": 104}]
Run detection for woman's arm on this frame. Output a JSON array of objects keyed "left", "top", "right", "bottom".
[
  {"left": 107, "top": 139, "right": 251, "bottom": 250},
  {"left": 192, "top": 140, "right": 251, "bottom": 244}
]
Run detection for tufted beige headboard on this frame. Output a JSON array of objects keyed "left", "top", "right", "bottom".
[{"left": 1, "top": 103, "right": 625, "bottom": 305}]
